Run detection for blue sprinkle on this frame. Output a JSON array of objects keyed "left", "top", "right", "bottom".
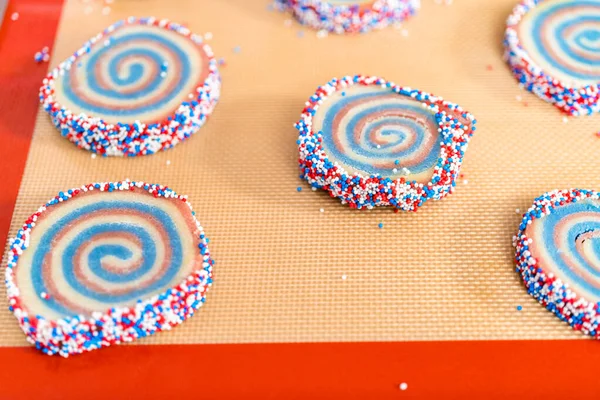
[
  {"left": 378, "top": 223, "right": 383, "bottom": 229},
  {"left": 516, "top": 305, "right": 522, "bottom": 311},
  {"left": 233, "top": 46, "right": 241, "bottom": 54},
  {"left": 297, "top": 187, "right": 302, "bottom": 192}
]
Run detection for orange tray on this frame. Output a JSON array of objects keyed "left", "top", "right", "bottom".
[{"left": 1, "top": 1, "right": 600, "bottom": 399}]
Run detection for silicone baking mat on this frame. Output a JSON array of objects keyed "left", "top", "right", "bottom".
[{"left": 2, "top": 0, "right": 600, "bottom": 349}]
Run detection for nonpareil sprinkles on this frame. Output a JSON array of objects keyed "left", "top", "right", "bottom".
[
  {"left": 504, "top": 0, "right": 600, "bottom": 116},
  {"left": 39, "top": 17, "right": 221, "bottom": 156},
  {"left": 295, "top": 75, "right": 476, "bottom": 211},
  {"left": 514, "top": 189, "right": 600, "bottom": 338},
  {"left": 4, "top": 180, "right": 214, "bottom": 356},
  {"left": 275, "top": 0, "right": 420, "bottom": 34}
]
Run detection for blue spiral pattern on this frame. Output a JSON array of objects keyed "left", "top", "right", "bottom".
[
  {"left": 523, "top": 0, "right": 600, "bottom": 84},
  {"left": 318, "top": 90, "right": 441, "bottom": 177},
  {"left": 29, "top": 200, "right": 188, "bottom": 318},
  {"left": 58, "top": 26, "right": 204, "bottom": 120},
  {"left": 529, "top": 200, "right": 600, "bottom": 298}
]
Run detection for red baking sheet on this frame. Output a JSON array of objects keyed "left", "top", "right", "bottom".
[{"left": 1, "top": 1, "right": 600, "bottom": 399}]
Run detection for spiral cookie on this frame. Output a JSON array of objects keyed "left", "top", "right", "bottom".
[
  {"left": 276, "top": 0, "right": 419, "bottom": 34},
  {"left": 515, "top": 189, "right": 600, "bottom": 338},
  {"left": 505, "top": 0, "right": 600, "bottom": 116},
  {"left": 39, "top": 17, "right": 220, "bottom": 156},
  {"left": 296, "top": 75, "right": 476, "bottom": 211},
  {"left": 4, "top": 181, "right": 213, "bottom": 356}
]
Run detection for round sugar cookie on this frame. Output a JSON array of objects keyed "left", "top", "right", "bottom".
[
  {"left": 277, "top": 0, "right": 419, "bottom": 34},
  {"left": 515, "top": 189, "right": 600, "bottom": 338},
  {"left": 296, "top": 75, "right": 476, "bottom": 211},
  {"left": 4, "top": 181, "right": 213, "bottom": 356},
  {"left": 39, "top": 17, "right": 221, "bottom": 156},
  {"left": 504, "top": 0, "right": 600, "bottom": 116}
]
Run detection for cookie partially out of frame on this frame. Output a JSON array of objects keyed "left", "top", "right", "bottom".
[
  {"left": 295, "top": 75, "right": 476, "bottom": 211},
  {"left": 39, "top": 17, "right": 221, "bottom": 156},
  {"left": 277, "top": 0, "right": 419, "bottom": 34},
  {"left": 4, "top": 180, "right": 214, "bottom": 356},
  {"left": 504, "top": 0, "right": 600, "bottom": 116},
  {"left": 515, "top": 189, "right": 600, "bottom": 338}
]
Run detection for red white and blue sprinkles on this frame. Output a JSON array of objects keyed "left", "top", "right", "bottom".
[
  {"left": 39, "top": 17, "right": 221, "bottom": 156},
  {"left": 275, "top": 0, "right": 419, "bottom": 34},
  {"left": 514, "top": 189, "right": 600, "bottom": 338},
  {"left": 504, "top": 0, "right": 600, "bottom": 116},
  {"left": 4, "top": 180, "right": 214, "bottom": 356},
  {"left": 296, "top": 75, "right": 476, "bottom": 211}
]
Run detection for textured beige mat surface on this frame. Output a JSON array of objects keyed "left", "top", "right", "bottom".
[{"left": 2, "top": 0, "right": 600, "bottom": 347}]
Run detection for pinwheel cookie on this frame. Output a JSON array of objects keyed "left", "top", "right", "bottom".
[
  {"left": 505, "top": 0, "right": 600, "bottom": 116},
  {"left": 514, "top": 189, "right": 600, "bottom": 338},
  {"left": 295, "top": 75, "right": 476, "bottom": 211},
  {"left": 4, "top": 181, "right": 214, "bottom": 356},
  {"left": 39, "top": 17, "right": 220, "bottom": 156}
]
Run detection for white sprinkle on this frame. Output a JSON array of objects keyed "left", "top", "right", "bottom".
[
  {"left": 104, "top": 39, "right": 111, "bottom": 46},
  {"left": 284, "top": 19, "right": 292, "bottom": 27},
  {"left": 563, "top": 116, "right": 568, "bottom": 123},
  {"left": 166, "top": 160, "right": 171, "bottom": 165},
  {"left": 376, "top": 144, "right": 381, "bottom": 149},
  {"left": 317, "top": 29, "right": 328, "bottom": 38},
  {"left": 463, "top": 180, "right": 469, "bottom": 185},
  {"left": 516, "top": 95, "right": 522, "bottom": 102},
  {"left": 102, "top": 6, "right": 111, "bottom": 15},
  {"left": 401, "top": 29, "right": 409, "bottom": 37},
  {"left": 402, "top": 167, "right": 411, "bottom": 175},
  {"left": 341, "top": 275, "right": 347, "bottom": 280},
  {"left": 11, "top": 12, "right": 19, "bottom": 21},
  {"left": 393, "top": 168, "right": 398, "bottom": 173},
  {"left": 312, "top": 187, "right": 317, "bottom": 191},
  {"left": 319, "top": 208, "right": 324, "bottom": 213},
  {"left": 516, "top": 208, "right": 520, "bottom": 214},
  {"left": 399, "top": 383, "right": 408, "bottom": 391},
  {"left": 205, "top": 32, "right": 213, "bottom": 40},
  {"left": 160, "top": 72, "right": 167, "bottom": 78},
  {"left": 91, "top": 153, "right": 97, "bottom": 159}
]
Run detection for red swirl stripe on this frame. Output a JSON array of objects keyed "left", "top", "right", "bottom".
[
  {"left": 574, "top": 230, "right": 600, "bottom": 272},
  {"left": 536, "top": 5, "right": 600, "bottom": 77},
  {"left": 552, "top": 212, "right": 600, "bottom": 279},
  {"left": 332, "top": 94, "right": 437, "bottom": 170},
  {"left": 563, "top": 22, "right": 600, "bottom": 62},
  {"left": 78, "top": 231, "right": 144, "bottom": 275},
  {"left": 38, "top": 208, "right": 173, "bottom": 315},
  {"left": 70, "top": 39, "right": 181, "bottom": 112},
  {"left": 105, "top": 55, "right": 158, "bottom": 96},
  {"left": 67, "top": 36, "right": 211, "bottom": 124}
]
